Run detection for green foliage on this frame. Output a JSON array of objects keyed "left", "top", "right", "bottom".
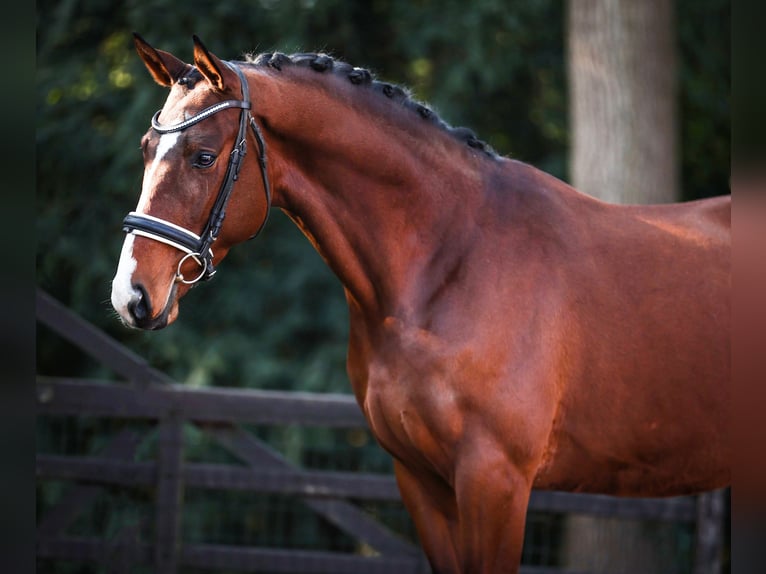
[
  {"left": 678, "top": 0, "right": 730, "bottom": 200},
  {"left": 37, "top": 0, "right": 728, "bottom": 391}
]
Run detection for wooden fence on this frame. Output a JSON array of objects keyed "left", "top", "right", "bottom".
[{"left": 36, "top": 289, "right": 726, "bottom": 573}]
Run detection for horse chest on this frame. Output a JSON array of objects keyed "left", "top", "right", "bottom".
[
  {"left": 362, "top": 369, "right": 463, "bottom": 480},
  {"left": 357, "top": 329, "right": 468, "bottom": 478},
  {"left": 350, "top": 315, "right": 560, "bottom": 484}
]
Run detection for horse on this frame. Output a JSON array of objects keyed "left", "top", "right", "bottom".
[{"left": 111, "top": 35, "right": 730, "bottom": 573}]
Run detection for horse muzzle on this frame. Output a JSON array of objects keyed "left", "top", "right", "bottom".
[
  {"left": 112, "top": 280, "right": 177, "bottom": 330},
  {"left": 111, "top": 235, "right": 179, "bottom": 330}
]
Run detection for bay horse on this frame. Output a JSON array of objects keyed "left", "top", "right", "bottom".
[{"left": 111, "top": 35, "right": 730, "bottom": 573}]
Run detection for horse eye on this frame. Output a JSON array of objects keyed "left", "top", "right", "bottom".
[{"left": 193, "top": 152, "right": 217, "bottom": 168}]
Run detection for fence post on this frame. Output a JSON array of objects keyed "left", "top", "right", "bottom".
[
  {"left": 693, "top": 489, "right": 726, "bottom": 574},
  {"left": 155, "top": 408, "right": 184, "bottom": 574}
]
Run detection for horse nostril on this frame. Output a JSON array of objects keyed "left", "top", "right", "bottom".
[{"left": 128, "top": 284, "right": 151, "bottom": 324}]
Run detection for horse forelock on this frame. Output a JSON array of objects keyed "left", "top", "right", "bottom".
[{"left": 242, "top": 52, "right": 499, "bottom": 159}]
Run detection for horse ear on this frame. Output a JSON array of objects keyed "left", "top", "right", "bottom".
[
  {"left": 133, "top": 33, "right": 188, "bottom": 87},
  {"left": 192, "top": 35, "right": 236, "bottom": 92}
]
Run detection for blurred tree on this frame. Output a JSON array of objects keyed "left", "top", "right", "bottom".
[{"left": 568, "top": 0, "right": 678, "bottom": 203}]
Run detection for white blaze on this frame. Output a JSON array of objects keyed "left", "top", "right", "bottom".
[
  {"left": 137, "top": 131, "right": 182, "bottom": 212},
  {"left": 110, "top": 131, "right": 181, "bottom": 322},
  {"left": 110, "top": 234, "right": 138, "bottom": 321}
]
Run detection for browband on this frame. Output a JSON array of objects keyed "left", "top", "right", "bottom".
[{"left": 151, "top": 100, "right": 251, "bottom": 134}]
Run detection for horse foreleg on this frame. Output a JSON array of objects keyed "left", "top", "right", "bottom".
[
  {"left": 453, "top": 451, "right": 532, "bottom": 573},
  {"left": 393, "top": 460, "right": 461, "bottom": 574}
]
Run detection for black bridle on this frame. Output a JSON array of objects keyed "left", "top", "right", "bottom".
[{"left": 122, "top": 62, "right": 271, "bottom": 284}]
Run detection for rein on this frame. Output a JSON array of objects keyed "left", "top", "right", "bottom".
[{"left": 122, "top": 62, "right": 271, "bottom": 284}]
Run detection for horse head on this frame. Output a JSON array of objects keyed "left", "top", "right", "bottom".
[{"left": 111, "top": 35, "right": 270, "bottom": 329}]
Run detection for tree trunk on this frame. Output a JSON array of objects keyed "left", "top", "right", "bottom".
[
  {"left": 568, "top": 0, "right": 678, "bottom": 204},
  {"left": 563, "top": 0, "right": 681, "bottom": 570}
]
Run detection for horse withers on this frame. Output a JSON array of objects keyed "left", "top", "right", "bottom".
[{"left": 111, "top": 36, "right": 730, "bottom": 573}]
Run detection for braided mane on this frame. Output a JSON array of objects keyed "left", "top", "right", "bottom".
[{"left": 241, "top": 52, "right": 498, "bottom": 159}]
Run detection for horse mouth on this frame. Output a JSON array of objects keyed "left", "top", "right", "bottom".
[
  {"left": 142, "top": 303, "right": 176, "bottom": 330},
  {"left": 146, "top": 283, "right": 179, "bottom": 330},
  {"left": 120, "top": 282, "right": 179, "bottom": 331}
]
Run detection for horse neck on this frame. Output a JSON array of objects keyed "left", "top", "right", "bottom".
[{"left": 247, "top": 67, "right": 489, "bottom": 322}]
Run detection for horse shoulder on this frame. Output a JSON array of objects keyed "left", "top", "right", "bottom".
[{"left": 358, "top": 315, "right": 561, "bottom": 484}]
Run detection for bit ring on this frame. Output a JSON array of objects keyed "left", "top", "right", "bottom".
[{"left": 175, "top": 252, "right": 207, "bottom": 285}]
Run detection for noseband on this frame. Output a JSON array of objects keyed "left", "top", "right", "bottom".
[{"left": 122, "top": 62, "right": 271, "bottom": 284}]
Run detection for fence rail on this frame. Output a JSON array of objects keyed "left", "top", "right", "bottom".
[
  {"left": 37, "top": 376, "right": 701, "bottom": 522},
  {"left": 37, "top": 375, "right": 367, "bottom": 426},
  {"left": 36, "top": 289, "right": 725, "bottom": 573}
]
